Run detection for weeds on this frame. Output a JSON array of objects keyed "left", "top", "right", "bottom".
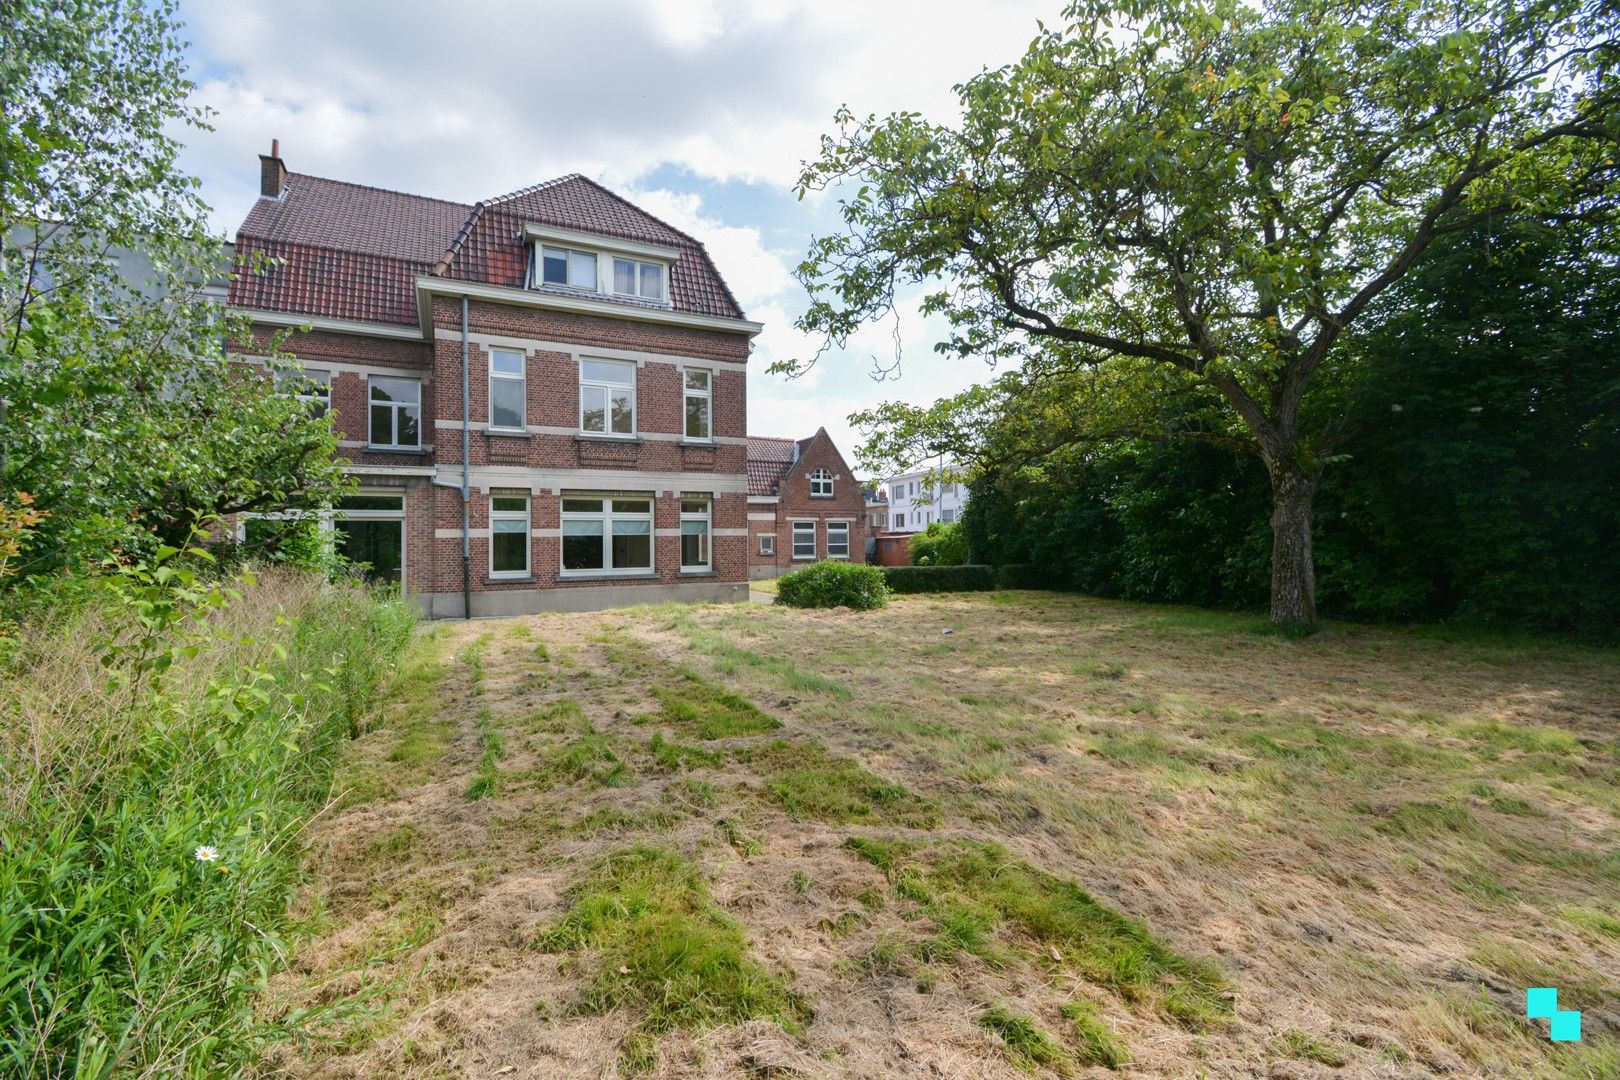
[{"left": 979, "top": 1005, "right": 1077, "bottom": 1075}]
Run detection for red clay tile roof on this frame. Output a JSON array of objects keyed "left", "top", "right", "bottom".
[
  {"left": 230, "top": 169, "right": 744, "bottom": 327},
  {"left": 746, "top": 436, "right": 799, "bottom": 497}
]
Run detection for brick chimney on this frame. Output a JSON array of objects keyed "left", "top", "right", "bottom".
[{"left": 258, "top": 139, "right": 286, "bottom": 198}]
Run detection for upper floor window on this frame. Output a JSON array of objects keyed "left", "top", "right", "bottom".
[
  {"left": 540, "top": 245, "right": 598, "bottom": 291},
  {"left": 489, "top": 348, "right": 525, "bottom": 432},
  {"left": 279, "top": 367, "right": 330, "bottom": 417},
  {"left": 683, "top": 368, "right": 711, "bottom": 440},
  {"left": 579, "top": 358, "right": 635, "bottom": 436},
  {"left": 810, "top": 468, "right": 834, "bottom": 497},
  {"left": 368, "top": 375, "right": 420, "bottom": 449},
  {"left": 613, "top": 257, "right": 666, "bottom": 301}
]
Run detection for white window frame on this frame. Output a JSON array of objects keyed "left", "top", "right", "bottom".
[
  {"left": 488, "top": 348, "right": 526, "bottom": 433},
  {"left": 758, "top": 533, "right": 775, "bottom": 556},
  {"left": 489, "top": 493, "right": 530, "bottom": 578},
  {"left": 791, "top": 520, "right": 816, "bottom": 560},
  {"left": 578, "top": 358, "right": 637, "bottom": 437},
  {"left": 279, "top": 367, "right": 331, "bottom": 416},
  {"left": 942, "top": 509, "right": 956, "bottom": 524},
  {"left": 537, "top": 244, "right": 599, "bottom": 292},
  {"left": 809, "top": 468, "right": 834, "bottom": 497},
  {"left": 679, "top": 497, "right": 711, "bottom": 572},
  {"left": 611, "top": 255, "right": 668, "bottom": 302},
  {"left": 367, "top": 375, "right": 421, "bottom": 450},
  {"left": 826, "top": 520, "right": 851, "bottom": 559},
  {"left": 894, "top": 513, "right": 905, "bottom": 529},
  {"left": 560, "top": 494, "right": 655, "bottom": 576},
  {"left": 683, "top": 367, "right": 711, "bottom": 441}
]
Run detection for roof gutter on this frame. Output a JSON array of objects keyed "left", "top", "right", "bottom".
[{"left": 414, "top": 276, "right": 763, "bottom": 338}]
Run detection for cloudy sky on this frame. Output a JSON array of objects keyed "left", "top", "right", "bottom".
[{"left": 173, "top": 0, "right": 1054, "bottom": 462}]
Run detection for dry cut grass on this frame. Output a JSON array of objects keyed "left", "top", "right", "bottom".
[{"left": 257, "top": 592, "right": 1620, "bottom": 1079}]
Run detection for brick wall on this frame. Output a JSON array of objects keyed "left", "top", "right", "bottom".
[{"left": 749, "top": 430, "right": 870, "bottom": 573}]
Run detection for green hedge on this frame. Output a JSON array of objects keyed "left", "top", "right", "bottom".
[
  {"left": 882, "top": 564, "right": 997, "bottom": 593},
  {"left": 776, "top": 561, "right": 889, "bottom": 610},
  {"left": 992, "top": 564, "right": 1050, "bottom": 590}
]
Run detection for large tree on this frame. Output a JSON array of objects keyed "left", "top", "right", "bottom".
[
  {"left": 790, "top": 0, "right": 1618, "bottom": 627},
  {"left": 0, "top": 0, "right": 347, "bottom": 576}
]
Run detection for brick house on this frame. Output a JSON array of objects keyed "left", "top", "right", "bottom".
[
  {"left": 229, "top": 144, "right": 769, "bottom": 616},
  {"left": 745, "top": 429, "right": 870, "bottom": 578}
]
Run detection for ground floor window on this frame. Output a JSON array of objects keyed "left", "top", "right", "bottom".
[
  {"left": 758, "top": 533, "right": 775, "bottom": 556},
  {"left": 490, "top": 493, "right": 530, "bottom": 577},
  {"left": 562, "top": 494, "right": 653, "bottom": 573},
  {"left": 791, "top": 520, "right": 816, "bottom": 560},
  {"left": 827, "top": 520, "right": 850, "bottom": 559},
  {"left": 680, "top": 497, "right": 710, "bottom": 571},
  {"left": 334, "top": 492, "right": 405, "bottom": 585}
]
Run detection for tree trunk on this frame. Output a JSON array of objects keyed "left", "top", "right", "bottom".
[{"left": 1266, "top": 461, "right": 1320, "bottom": 629}]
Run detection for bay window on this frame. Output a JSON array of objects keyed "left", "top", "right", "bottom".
[{"left": 562, "top": 496, "right": 653, "bottom": 574}]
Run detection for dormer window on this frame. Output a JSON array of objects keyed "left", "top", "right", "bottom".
[
  {"left": 612, "top": 257, "right": 665, "bottom": 301},
  {"left": 540, "top": 245, "right": 598, "bottom": 291},
  {"left": 526, "top": 225, "right": 678, "bottom": 306}
]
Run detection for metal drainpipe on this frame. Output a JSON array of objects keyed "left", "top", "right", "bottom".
[{"left": 460, "top": 295, "right": 472, "bottom": 619}]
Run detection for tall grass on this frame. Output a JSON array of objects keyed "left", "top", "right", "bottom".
[{"left": 0, "top": 567, "right": 415, "bottom": 1078}]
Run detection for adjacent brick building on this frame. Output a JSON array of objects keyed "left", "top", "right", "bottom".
[
  {"left": 745, "top": 429, "right": 870, "bottom": 578},
  {"left": 227, "top": 144, "right": 864, "bottom": 614}
]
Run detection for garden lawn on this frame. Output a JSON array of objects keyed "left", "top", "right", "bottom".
[{"left": 261, "top": 592, "right": 1620, "bottom": 1078}]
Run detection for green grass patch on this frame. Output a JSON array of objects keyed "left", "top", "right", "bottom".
[
  {"left": 1272, "top": 1028, "right": 1350, "bottom": 1067},
  {"left": 1559, "top": 905, "right": 1620, "bottom": 940},
  {"left": 570, "top": 807, "right": 683, "bottom": 836},
  {"left": 534, "top": 847, "right": 808, "bottom": 1073},
  {"left": 979, "top": 1005, "right": 1077, "bottom": 1075},
  {"left": 846, "top": 838, "right": 1229, "bottom": 1026},
  {"left": 743, "top": 740, "right": 939, "bottom": 826},
  {"left": 648, "top": 730, "right": 722, "bottom": 771},
  {"left": 1060, "top": 999, "right": 1130, "bottom": 1068},
  {"left": 652, "top": 671, "right": 782, "bottom": 739},
  {"left": 465, "top": 706, "right": 506, "bottom": 800},
  {"left": 539, "top": 730, "right": 627, "bottom": 787},
  {"left": 528, "top": 697, "right": 591, "bottom": 734},
  {"left": 1372, "top": 800, "right": 1477, "bottom": 838}
]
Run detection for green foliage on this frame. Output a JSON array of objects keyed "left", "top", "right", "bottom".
[
  {"left": 908, "top": 522, "right": 970, "bottom": 566},
  {"left": 775, "top": 560, "right": 889, "bottom": 610},
  {"left": 883, "top": 564, "right": 996, "bottom": 593},
  {"left": 0, "top": 567, "right": 415, "bottom": 1076},
  {"left": 745, "top": 739, "right": 941, "bottom": 826},
  {"left": 1061, "top": 999, "right": 1132, "bottom": 1068},
  {"left": 652, "top": 671, "right": 782, "bottom": 739},
  {"left": 534, "top": 846, "right": 809, "bottom": 1073},
  {"left": 797, "top": 0, "right": 1617, "bottom": 626},
  {"left": 0, "top": 1, "right": 350, "bottom": 584},
  {"left": 963, "top": 220, "right": 1620, "bottom": 636}
]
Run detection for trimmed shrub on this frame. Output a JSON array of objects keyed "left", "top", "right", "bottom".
[
  {"left": 908, "top": 522, "right": 970, "bottom": 566},
  {"left": 883, "top": 564, "right": 996, "bottom": 593},
  {"left": 776, "top": 561, "right": 888, "bottom": 611}
]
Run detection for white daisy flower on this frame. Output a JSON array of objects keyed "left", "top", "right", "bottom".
[{"left": 194, "top": 845, "right": 219, "bottom": 862}]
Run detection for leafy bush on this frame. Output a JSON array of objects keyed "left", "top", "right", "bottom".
[
  {"left": 883, "top": 564, "right": 996, "bottom": 593},
  {"left": 0, "top": 562, "right": 415, "bottom": 1076},
  {"left": 908, "top": 522, "right": 970, "bottom": 566},
  {"left": 776, "top": 561, "right": 888, "bottom": 610},
  {"left": 992, "top": 563, "right": 1049, "bottom": 590}
]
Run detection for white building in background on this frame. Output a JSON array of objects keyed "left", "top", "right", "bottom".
[{"left": 883, "top": 467, "right": 969, "bottom": 533}]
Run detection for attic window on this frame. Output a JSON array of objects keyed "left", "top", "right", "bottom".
[
  {"left": 612, "top": 257, "right": 665, "bottom": 301},
  {"left": 539, "top": 245, "right": 597, "bottom": 291}
]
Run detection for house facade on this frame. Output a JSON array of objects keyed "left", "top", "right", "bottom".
[
  {"left": 745, "top": 429, "right": 870, "bottom": 579},
  {"left": 228, "top": 145, "right": 762, "bottom": 616},
  {"left": 884, "top": 467, "right": 969, "bottom": 533}
]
